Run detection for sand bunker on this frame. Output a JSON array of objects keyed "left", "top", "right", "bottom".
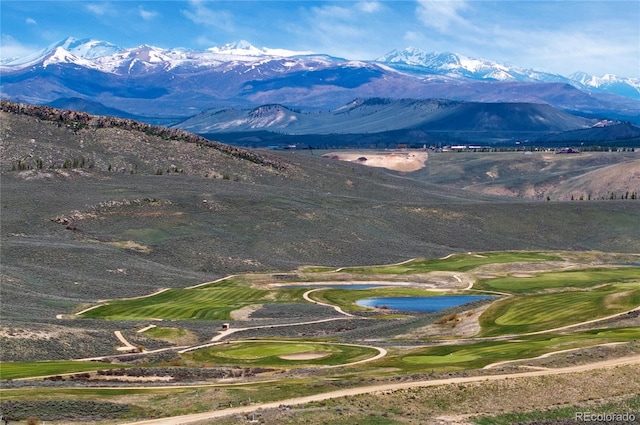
[
  {"left": 323, "top": 150, "right": 428, "bottom": 172},
  {"left": 279, "top": 352, "right": 330, "bottom": 360}
]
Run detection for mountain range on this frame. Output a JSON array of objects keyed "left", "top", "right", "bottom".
[
  {"left": 177, "top": 98, "right": 598, "bottom": 135},
  {"left": 1, "top": 37, "right": 639, "bottom": 128}
]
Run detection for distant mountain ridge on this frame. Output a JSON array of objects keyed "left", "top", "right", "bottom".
[
  {"left": 176, "top": 98, "right": 598, "bottom": 135},
  {"left": 1, "top": 37, "right": 638, "bottom": 123},
  {"left": 174, "top": 97, "right": 640, "bottom": 147}
]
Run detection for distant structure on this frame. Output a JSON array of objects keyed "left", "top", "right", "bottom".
[{"left": 555, "top": 147, "right": 580, "bottom": 154}]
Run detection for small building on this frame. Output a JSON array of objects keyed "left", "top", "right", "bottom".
[
  {"left": 222, "top": 323, "right": 230, "bottom": 330},
  {"left": 555, "top": 147, "right": 580, "bottom": 154}
]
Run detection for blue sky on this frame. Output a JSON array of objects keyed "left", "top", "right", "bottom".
[{"left": 1, "top": 1, "right": 638, "bottom": 77}]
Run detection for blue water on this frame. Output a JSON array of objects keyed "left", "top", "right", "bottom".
[{"left": 356, "top": 295, "right": 494, "bottom": 312}]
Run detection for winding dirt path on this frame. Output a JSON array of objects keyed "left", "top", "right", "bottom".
[
  {"left": 303, "top": 288, "right": 356, "bottom": 317},
  {"left": 180, "top": 317, "right": 353, "bottom": 349},
  {"left": 482, "top": 342, "right": 628, "bottom": 369},
  {"left": 121, "top": 355, "right": 640, "bottom": 425},
  {"left": 521, "top": 305, "right": 640, "bottom": 336},
  {"left": 114, "top": 331, "right": 138, "bottom": 352}
]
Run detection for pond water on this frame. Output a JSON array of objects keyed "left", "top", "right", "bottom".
[{"left": 356, "top": 295, "right": 494, "bottom": 312}]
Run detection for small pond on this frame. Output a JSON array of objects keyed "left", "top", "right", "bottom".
[{"left": 356, "top": 295, "right": 494, "bottom": 312}]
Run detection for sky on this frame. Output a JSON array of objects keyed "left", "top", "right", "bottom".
[{"left": 1, "top": 0, "right": 639, "bottom": 77}]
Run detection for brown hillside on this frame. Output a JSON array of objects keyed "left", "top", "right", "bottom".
[{"left": 546, "top": 159, "right": 640, "bottom": 201}]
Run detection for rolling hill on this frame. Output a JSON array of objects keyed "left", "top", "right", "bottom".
[
  {"left": 176, "top": 98, "right": 640, "bottom": 147},
  {"left": 1, "top": 102, "right": 639, "bottom": 330},
  {"left": 175, "top": 98, "right": 598, "bottom": 135}
]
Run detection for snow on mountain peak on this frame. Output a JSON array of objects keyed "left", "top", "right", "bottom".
[
  {"left": 42, "top": 46, "right": 93, "bottom": 68},
  {"left": 207, "top": 40, "right": 313, "bottom": 58},
  {"left": 59, "top": 37, "right": 122, "bottom": 59}
]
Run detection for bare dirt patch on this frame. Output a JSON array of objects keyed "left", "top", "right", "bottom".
[
  {"left": 322, "top": 150, "right": 428, "bottom": 172},
  {"left": 604, "top": 290, "right": 634, "bottom": 308},
  {"left": 231, "top": 304, "right": 263, "bottom": 321},
  {"left": 93, "top": 375, "right": 174, "bottom": 382},
  {"left": 396, "top": 305, "right": 490, "bottom": 339},
  {"left": 471, "top": 261, "right": 578, "bottom": 276}
]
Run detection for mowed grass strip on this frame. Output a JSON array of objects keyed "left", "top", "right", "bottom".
[
  {"left": 81, "top": 277, "right": 308, "bottom": 321},
  {"left": 474, "top": 267, "right": 640, "bottom": 295},
  {"left": 82, "top": 287, "right": 268, "bottom": 320},
  {"left": 479, "top": 283, "right": 640, "bottom": 336},
  {"left": 339, "top": 251, "right": 560, "bottom": 275},
  {"left": 81, "top": 284, "right": 271, "bottom": 320},
  {"left": 395, "top": 327, "right": 640, "bottom": 371},
  {"left": 181, "top": 341, "right": 378, "bottom": 367},
  {"left": 0, "top": 361, "right": 129, "bottom": 380}
]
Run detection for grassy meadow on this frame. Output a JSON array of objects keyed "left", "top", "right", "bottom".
[
  {"left": 394, "top": 327, "right": 640, "bottom": 371},
  {"left": 0, "top": 361, "right": 129, "bottom": 380},
  {"left": 337, "top": 251, "right": 562, "bottom": 274},
  {"left": 181, "top": 341, "right": 380, "bottom": 368},
  {"left": 80, "top": 278, "right": 305, "bottom": 320},
  {"left": 2, "top": 250, "right": 638, "bottom": 424},
  {"left": 479, "top": 283, "right": 640, "bottom": 336},
  {"left": 474, "top": 266, "right": 640, "bottom": 294}
]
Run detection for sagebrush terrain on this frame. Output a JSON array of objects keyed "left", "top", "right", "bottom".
[{"left": 1, "top": 103, "right": 639, "bottom": 424}]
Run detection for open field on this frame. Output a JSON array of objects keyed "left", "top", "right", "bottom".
[
  {"left": 322, "top": 150, "right": 429, "bottom": 172},
  {"left": 394, "top": 328, "right": 640, "bottom": 371},
  {"left": 0, "top": 361, "right": 129, "bottom": 381},
  {"left": 479, "top": 283, "right": 640, "bottom": 336},
  {"left": 181, "top": 341, "right": 380, "bottom": 368},
  {"left": 2, "top": 251, "right": 639, "bottom": 424},
  {"left": 1, "top": 108, "right": 640, "bottom": 424},
  {"left": 473, "top": 266, "right": 640, "bottom": 294}
]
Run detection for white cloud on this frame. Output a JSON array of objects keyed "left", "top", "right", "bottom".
[
  {"left": 311, "top": 4, "right": 354, "bottom": 21},
  {"left": 403, "top": 31, "right": 423, "bottom": 44},
  {"left": 25, "top": 18, "right": 37, "bottom": 25},
  {"left": 138, "top": 6, "right": 159, "bottom": 22},
  {"left": 85, "top": 3, "right": 111, "bottom": 16},
  {"left": 415, "top": 0, "right": 470, "bottom": 32},
  {"left": 288, "top": 2, "right": 392, "bottom": 58},
  {"left": 357, "top": 2, "right": 383, "bottom": 14},
  {"left": 182, "top": 0, "right": 234, "bottom": 32},
  {"left": 0, "top": 35, "right": 38, "bottom": 61},
  {"left": 508, "top": 28, "right": 639, "bottom": 76}
]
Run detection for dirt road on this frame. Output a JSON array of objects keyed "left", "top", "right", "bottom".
[
  {"left": 121, "top": 354, "right": 640, "bottom": 425},
  {"left": 303, "top": 288, "right": 355, "bottom": 316}
]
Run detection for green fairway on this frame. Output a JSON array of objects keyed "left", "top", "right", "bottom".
[
  {"left": 397, "top": 327, "right": 640, "bottom": 371},
  {"left": 338, "top": 252, "right": 560, "bottom": 275},
  {"left": 0, "top": 361, "right": 129, "bottom": 380},
  {"left": 474, "top": 267, "right": 640, "bottom": 294},
  {"left": 479, "top": 283, "right": 640, "bottom": 336},
  {"left": 181, "top": 341, "right": 379, "bottom": 367},
  {"left": 80, "top": 279, "right": 303, "bottom": 320}
]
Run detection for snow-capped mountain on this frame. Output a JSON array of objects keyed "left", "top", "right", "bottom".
[
  {"left": 0, "top": 38, "right": 638, "bottom": 122},
  {"left": 376, "top": 47, "right": 640, "bottom": 101},
  {"left": 569, "top": 72, "right": 640, "bottom": 99},
  {"left": 377, "top": 47, "right": 593, "bottom": 87},
  {"left": 207, "top": 40, "right": 313, "bottom": 58},
  {"left": 1, "top": 37, "right": 121, "bottom": 67}
]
